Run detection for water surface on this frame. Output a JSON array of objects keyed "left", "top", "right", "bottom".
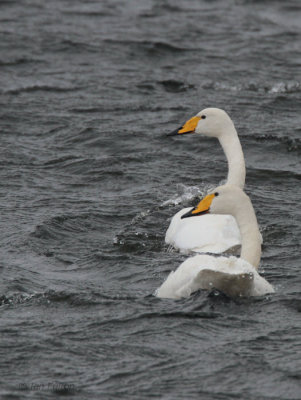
[{"left": 0, "top": 0, "right": 300, "bottom": 399}]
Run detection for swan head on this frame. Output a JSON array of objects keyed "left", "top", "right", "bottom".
[
  {"left": 181, "top": 184, "right": 248, "bottom": 219},
  {"left": 169, "top": 108, "right": 234, "bottom": 138}
]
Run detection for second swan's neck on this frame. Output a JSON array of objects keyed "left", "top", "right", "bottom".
[
  {"left": 236, "top": 198, "right": 261, "bottom": 269},
  {"left": 218, "top": 125, "right": 245, "bottom": 189}
]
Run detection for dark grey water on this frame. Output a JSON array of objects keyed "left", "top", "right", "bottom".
[{"left": 1, "top": 0, "right": 301, "bottom": 399}]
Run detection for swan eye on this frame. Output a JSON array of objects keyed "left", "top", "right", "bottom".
[
  {"left": 214, "top": 192, "right": 219, "bottom": 196},
  {"left": 201, "top": 115, "right": 206, "bottom": 119}
]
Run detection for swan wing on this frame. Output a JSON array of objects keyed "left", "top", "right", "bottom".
[
  {"left": 178, "top": 269, "right": 254, "bottom": 298},
  {"left": 165, "top": 209, "right": 241, "bottom": 254}
]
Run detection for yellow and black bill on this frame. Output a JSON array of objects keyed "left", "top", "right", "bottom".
[
  {"left": 167, "top": 116, "right": 200, "bottom": 136},
  {"left": 181, "top": 193, "right": 215, "bottom": 219}
]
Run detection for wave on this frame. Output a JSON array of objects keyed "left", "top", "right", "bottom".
[
  {"left": 3, "top": 84, "right": 79, "bottom": 95},
  {"left": 103, "top": 38, "right": 190, "bottom": 53},
  {"left": 0, "top": 286, "right": 243, "bottom": 310},
  {"left": 202, "top": 80, "right": 301, "bottom": 94},
  {"left": 57, "top": 39, "right": 100, "bottom": 52},
  {"left": 248, "top": 133, "right": 301, "bottom": 153},
  {"left": 39, "top": 155, "right": 127, "bottom": 182},
  {"left": 31, "top": 212, "right": 114, "bottom": 242},
  {"left": 69, "top": 103, "right": 187, "bottom": 114},
  {"left": 161, "top": 184, "right": 205, "bottom": 207},
  {"left": 113, "top": 230, "right": 163, "bottom": 253},
  {"left": 5, "top": 79, "right": 298, "bottom": 97},
  {"left": 0, "top": 57, "right": 44, "bottom": 66},
  {"left": 159, "top": 79, "right": 195, "bottom": 93},
  {"left": 249, "top": 167, "right": 301, "bottom": 182},
  {"left": 0, "top": 289, "right": 140, "bottom": 308},
  {"left": 62, "top": 10, "right": 113, "bottom": 17},
  {"left": 94, "top": 311, "right": 220, "bottom": 329},
  {"left": 268, "top": 81, "right": 301, "bottom": 94}
]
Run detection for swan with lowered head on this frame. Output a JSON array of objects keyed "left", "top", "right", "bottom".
[
  {"left": 166, "top": 108, "right": 246, "bottom": 254},
  {"left": 157, "top": 185, "right": 274, "bottom": 299}
]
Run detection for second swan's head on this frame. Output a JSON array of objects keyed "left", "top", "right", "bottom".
[
  {"left": 181, "top": 184, "right": 250, "bottom": 219},
  {"left": 168, "top": 108, "right": 235, "bottom": 138}
]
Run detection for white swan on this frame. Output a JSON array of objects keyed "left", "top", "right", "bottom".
[
  {"left": 157, "top": 185, "right": 274, "bottom": 299},
  {"left": 165, "top": 108, "right": 246, "bottom": 254}
]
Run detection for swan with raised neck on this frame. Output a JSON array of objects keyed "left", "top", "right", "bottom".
[{"left": 165, "top": 108, "right": 246, "bottom": 254}]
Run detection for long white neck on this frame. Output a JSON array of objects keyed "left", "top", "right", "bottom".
[
  {"left": 218, "top": 126, "right": 245, "bottom": 189},
  {"left": 235, "top": 198, "right": 261, "bottom": 269}
]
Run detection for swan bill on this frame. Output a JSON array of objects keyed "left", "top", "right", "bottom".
[
  {"left": 167, "top": 116, "right": 200, "bottom": 136},
  {"left": 181, "top": 193, "right": 215, "bottom": 219}
]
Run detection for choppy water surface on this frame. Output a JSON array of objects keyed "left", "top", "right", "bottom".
[{"left": 1, "top": 0, "right": 301, "bottom": 399}]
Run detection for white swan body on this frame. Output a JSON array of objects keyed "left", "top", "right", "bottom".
[
  {"left": 157, "top": 185, "right": 274, "bottom": 299},
  {"left": 165, "top": 209, "right": 240, "bottom": 254},
  {"left": 166, "top": 108, "right": 245, "bottom": 254},
  {"left": 156, "top": 255, "right": 273, "bottom": 299}
]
